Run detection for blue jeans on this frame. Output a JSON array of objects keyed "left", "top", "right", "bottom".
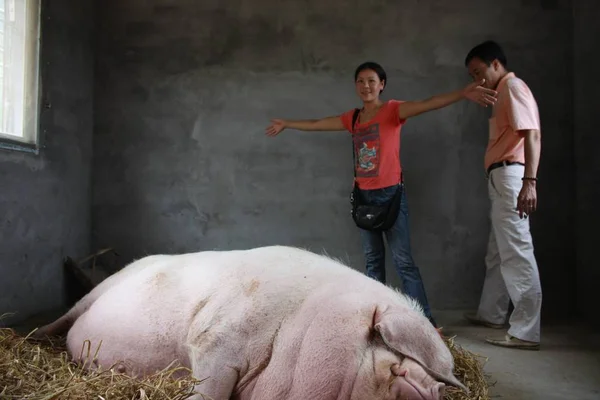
[{"left": 358, "top": 183, "right": 436, "bottom": 326}]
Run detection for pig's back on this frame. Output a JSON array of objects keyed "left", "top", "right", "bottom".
[
  {"left": 171, "top": 245, "right": 373, "bottom": 308},
  {"left": 183, "top": 245, "right": 374, "bottom": 309}
]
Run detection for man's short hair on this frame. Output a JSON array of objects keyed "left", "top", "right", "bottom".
[{"left": 465, "top": 40, "right": 507, "bottom": 67}]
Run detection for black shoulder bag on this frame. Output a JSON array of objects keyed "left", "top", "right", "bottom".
[{"left": 349, "top": 108, "right": 403, "bottom": 231}]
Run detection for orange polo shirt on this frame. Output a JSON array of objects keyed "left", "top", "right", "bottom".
[{"left": 485, "top": 72, "right": 541, "bottom": 171}]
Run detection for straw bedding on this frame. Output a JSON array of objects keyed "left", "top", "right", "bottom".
[
  {"left": 1, "top": 321, "right": 490, "bottom": 400},
  {"left": 0, "top": 322, "right": 203, "bottom": 400},
  {"left": 441, "top": 335, "right": 491, "bottom": 400}
]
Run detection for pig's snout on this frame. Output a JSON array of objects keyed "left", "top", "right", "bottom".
[
  {"left": 430, "top": 382, "right": 445, "bottom": 399},
  {"left": 389, "top": 363, "right": 446, "bottom": 400},
  {"left": 434, "top": 382, "right": 445, "bottom": 398}
]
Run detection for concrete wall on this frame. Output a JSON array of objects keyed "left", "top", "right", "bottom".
[
  {"left": 0, "top": 0, "right": 94, "bottom": 326},
  {"left": 92, "top": 0, "right": 574, "bottom": 315},
  {"left": 574, "top": 1, "right": 600, "bottom": 328}
]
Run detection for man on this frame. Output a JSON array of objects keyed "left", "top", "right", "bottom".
[{"left": 463, "top": 40, "right": 542, "bottom": 350}]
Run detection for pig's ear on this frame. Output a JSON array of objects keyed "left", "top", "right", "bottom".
[{"left": 373, "top": 305, "right": 469, "bottom": 393}]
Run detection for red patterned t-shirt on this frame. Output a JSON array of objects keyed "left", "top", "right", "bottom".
[{"left": 340, "top": 99, "right": 406, "bottom": 190}]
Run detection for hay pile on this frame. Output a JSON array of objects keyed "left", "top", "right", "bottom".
[
  {"left": 0, "top": 325, "right": 204, "bottom": 399},
  {"left": 442, "top": 335, "right": 491, "bottom": 400},
  {"left": 1, "top": 324, "right": 490, "bottom": 399}
]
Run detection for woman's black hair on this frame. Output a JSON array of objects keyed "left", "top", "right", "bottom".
[{"left": 354, "top": 61, "right": 387, "bottom": 92}]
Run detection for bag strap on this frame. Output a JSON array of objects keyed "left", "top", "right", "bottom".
[{"left": 351, "top": 108, "right": 360, "bottom": 179}]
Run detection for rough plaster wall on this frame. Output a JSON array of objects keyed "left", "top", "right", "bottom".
[
  {"left": 0, "top": 0, "right": 94, "bottom": 325},
  {"left": 93, "top": 0, "right": 574, "bottom": 314},
  {"left": 574, "top": 1, "right": 600, "bottom": 328}
]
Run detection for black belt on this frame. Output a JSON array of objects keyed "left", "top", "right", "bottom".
[{"left": 487, "top": 160, "right": 524, "bottom": 175}]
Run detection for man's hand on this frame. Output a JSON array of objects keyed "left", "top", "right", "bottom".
[
  {"left": 517, "top": 180, "right": 537, "bottom": 218},
  {"left": 462, "top": 79, "right": 498, "bottom": 107}
]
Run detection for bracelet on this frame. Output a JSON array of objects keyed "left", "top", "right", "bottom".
[{"left": 522, "top": 177, "right": 537, "bottom": 181}]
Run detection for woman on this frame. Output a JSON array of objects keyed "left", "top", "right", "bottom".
[{"left": 265, "top": 61, "right": 497, "bottom": 328}]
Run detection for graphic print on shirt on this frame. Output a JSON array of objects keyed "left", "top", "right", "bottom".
[{"left": 353, "top": 123, "right": 380, "bottom": 178}]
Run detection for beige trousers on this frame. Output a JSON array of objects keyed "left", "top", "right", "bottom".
[{"left": 477, "top": 164, "right": 543, "bottom": 343}]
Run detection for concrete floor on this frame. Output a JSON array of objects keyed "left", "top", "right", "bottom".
[
  {"left": 435, "top": 310, "right": 600, "bottom": 400},
  {"left": 6, "top": 309, "right": 600, "bottom": 400}
]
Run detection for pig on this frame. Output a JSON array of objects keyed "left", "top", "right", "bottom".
[{"left": 33, "top": 245, "right": 467, "bottom": 400}]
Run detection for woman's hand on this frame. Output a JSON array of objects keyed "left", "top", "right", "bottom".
[
  {"left": 462, "top": 79, "right": 498, "bottom": 107},
  {"left": 265, "top": 119, "right": 287, "bottom": 137}
]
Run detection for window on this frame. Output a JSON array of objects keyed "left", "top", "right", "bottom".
[{"left": 0, "top": 0, "right": 41, "bottom": 153}]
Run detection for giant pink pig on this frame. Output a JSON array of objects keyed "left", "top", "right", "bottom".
[{"left": 34, "top": 245, "right": 467, "bottom": 400}]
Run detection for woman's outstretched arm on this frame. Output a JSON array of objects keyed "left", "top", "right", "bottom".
[
  {"left": 397, "top": 79, "right": 498, "bottom": 120},
  {"left": 265, "top": 115, "right": 345, "bottom": 137}
]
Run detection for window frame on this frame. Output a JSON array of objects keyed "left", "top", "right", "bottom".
[{"left": 0, "top": 0, "right": 43, "bottom": 155}]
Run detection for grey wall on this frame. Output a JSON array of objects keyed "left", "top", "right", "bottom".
[
  {"left": 92, "top": 0, "right": 575, "bottom": 316},
  {"left": 0, "top": 0, "right": 94, "bottom": 326},
  {"left": 574, "top": 1, "right": 600, "bottom": 328}
]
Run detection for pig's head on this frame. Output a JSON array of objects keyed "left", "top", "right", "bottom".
[{"left": 352, "top": 301, "right": 468, "bottom": 400}]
